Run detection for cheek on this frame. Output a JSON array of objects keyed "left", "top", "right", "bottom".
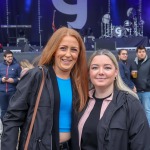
[
  {"left": 73, "top": 54, "right": 79, "bottom": 61},
  {"left": 110, "top": 72, "right": 117, "bottom": 80},
  {"left": 89, "top": 75, "right": 95, "bottom": 85},
  {"left": 89, "top": 70, "right": 96, "bottom": 80},
  {"left": 107, "top": 71, "right": 116, "bottom": 79},
  {"left": 54, "top": 55, "right": 60, "bottom": 65}
]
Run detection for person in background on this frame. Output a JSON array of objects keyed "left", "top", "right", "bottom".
[
  {"left": 0, "top": 50, "right": 21, "bottom": 121},
  {"left": 78, "top": 49, "right": 150, "bottom": 150},
  {"left": 130, "top": 45, "right": 150, "bottom": 126},
  {"left": 20, "top": 59, "right": 34, "bottom": 78},
  {"left": 0, "top": 43, "right": 3, "bottom": 53},
  {"left": 1, "top": 27, "right": 89, "bottom": 150},
  {"left": 118, "top": 49, "right": 136, "bottom": 92}
]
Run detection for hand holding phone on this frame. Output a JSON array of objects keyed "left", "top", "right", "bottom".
[{"left": 4, "top": 77, "right": 8, "bottom": 80}]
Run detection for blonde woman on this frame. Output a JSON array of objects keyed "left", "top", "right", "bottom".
[
  {"left": 20, "top": 59, "right": 34, "bottom": 78},
  {"left": 78, "top": 49, "right": 150, "bottom": 150}
]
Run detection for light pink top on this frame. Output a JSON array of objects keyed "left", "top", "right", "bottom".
[{"left": 78, "top": 89, "right": 113, "bottom": 148}]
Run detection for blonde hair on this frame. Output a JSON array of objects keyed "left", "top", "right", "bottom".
[
  {"left": 88, "top": 49, "right": 138, "bottom": 99},
  {"left": 20, "top": 59, "right": 34, "bottom": 69},
  {"left": 38, "top": 27, "right": 89, "bottom": 111}
]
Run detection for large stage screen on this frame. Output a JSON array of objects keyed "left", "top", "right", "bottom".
[{"left": 0, "top": 0, "right": 149, "bottom": 47}]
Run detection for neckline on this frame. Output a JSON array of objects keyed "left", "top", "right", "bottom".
[
  {"left": 56, "top": 76, "right": 70, "bottom": 81},
  {"left": 93, "top": 92, "right": 112, "bottom": 101}
]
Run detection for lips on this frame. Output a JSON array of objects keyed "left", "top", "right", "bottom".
[
  {"left": 62, "top": 59, "right": 72, "bottom": 64},
  {"left": 62, "top": 59, "right": 71, "bottom": 62},
  {"left": 96, "top": 78, "right": 106, "bottom": 81}
]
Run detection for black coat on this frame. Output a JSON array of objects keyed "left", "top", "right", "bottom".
[
  {"left": 1, "top": 66, "right": 79, "bottom": 150},
  {"left": 79, "top": 89, "right": 150, "bottom": 150},
  {"left": 130, "top": 56, "right": 150, "bottom": 92}
]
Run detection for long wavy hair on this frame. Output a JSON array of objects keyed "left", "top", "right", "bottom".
[
  {"left": 88, "top": 49, "right": 138, "bottom": 99},
  {"left": 20, "top": 59, "right": 34, "bottom": 69},
  {"left": 38, "top": 27, "right": 89, "bottom": 111}
]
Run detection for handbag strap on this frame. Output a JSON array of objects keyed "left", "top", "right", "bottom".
[{"left": 24, "top": 67, "right": 45, "bottom": 150}]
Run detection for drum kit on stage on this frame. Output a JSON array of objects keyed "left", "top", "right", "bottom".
[{"left": 100, "top": 7, "right": 144, "bottom": 38}]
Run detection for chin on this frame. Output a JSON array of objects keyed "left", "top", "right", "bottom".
[
  {"left": 62, "top": 65, "right": 73, "bottom": 70},
  {"left": 62, "top": 67, "right": 72, "bottom": 72}
]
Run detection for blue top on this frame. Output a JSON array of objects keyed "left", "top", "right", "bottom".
[
  {"left": 57, "top": 76, "right": 72, "bottom": 132},
  {"left": 118, "top": 60, "right": 134, "bottom": 89}
]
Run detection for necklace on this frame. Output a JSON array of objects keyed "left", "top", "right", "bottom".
[{"left": 93, "top": 92, "right": 112, "bottom": 101}]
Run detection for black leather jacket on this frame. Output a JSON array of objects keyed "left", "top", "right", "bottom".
[
  {"left": 1, "top": 66, "right": 79, "bottom": 150},
  {"left": 78, "top": 89, "right": 150, "bottom": 150},
  {"left": 130, "top": 56, "right": 150, "bottom": 92}
]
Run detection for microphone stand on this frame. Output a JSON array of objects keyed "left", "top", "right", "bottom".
[
  {"left": 38, "top": 0, "right": 42, "bottom": 49},
  {"left": 6, "top": 0, "right": 10, "bottom": 46}
]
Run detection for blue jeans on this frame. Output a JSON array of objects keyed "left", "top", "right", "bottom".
[
  {"left": 137, "top": 92, "right": 150, "bottom": 126},
  {"left": 0, "top": 91, "right": 15, "bottom": 121}
]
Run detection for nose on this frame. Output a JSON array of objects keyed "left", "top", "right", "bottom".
[
  {"left": 98, "top": 68, "right": 104, "bottom": 75},
  {"left": 65, "top": 49, "right": 71, "bottom": 57}
]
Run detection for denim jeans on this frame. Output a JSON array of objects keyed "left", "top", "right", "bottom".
[
  {"left": 137, "top": 92, "right": 150, "bottom": 126},
  {"left": 0, "top": 91, "right": 15, "bottom": 121}
]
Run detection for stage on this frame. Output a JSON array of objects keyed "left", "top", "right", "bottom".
[
  {"left": 1, "top": 49, "right": 150, "bottom": 65},
  {"left": 0, "top": 36, "right": 150, "bottom": 63},
  {"left": 85, "top": 36, "right": 149, "bottom": 51}
]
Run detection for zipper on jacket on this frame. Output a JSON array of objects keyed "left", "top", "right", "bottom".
[{"left": 6, "top": 65, "right": 9, "bottom": 92}]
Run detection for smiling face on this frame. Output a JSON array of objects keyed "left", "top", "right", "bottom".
[
  {"left": 89, "top": 55, "right": 118, "bottom": 90},
  {"left": 4, "top": 54, "right": 13, "bottom": 65},
  {"left": 53, "top": 35, "right": 80, "bottom": 78}
]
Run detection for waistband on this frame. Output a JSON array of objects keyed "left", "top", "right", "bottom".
[{"left": 59, "top": 139, "right": 71, "bottom": 150}]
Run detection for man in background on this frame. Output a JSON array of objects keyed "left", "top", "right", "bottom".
[
  {"left": 0, "top": 50, "right": 21, "bottom": 122},
  {"left": 118, "top": 49, "right": 136, "bottom": 92},
  {"left": 130, "top": 45, "right": 150, "bottom": 126}
]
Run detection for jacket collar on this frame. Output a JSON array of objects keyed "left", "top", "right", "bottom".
[
  {"left": 89, "top": 88, "right": 127, "bottom": 111},
  {"left": 134, "top": 55, "right": 148, "bottom": 64}
]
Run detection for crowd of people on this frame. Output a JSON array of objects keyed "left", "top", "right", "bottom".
[{"left": 0, "top": 27, "right": 150, "bottom": 150}]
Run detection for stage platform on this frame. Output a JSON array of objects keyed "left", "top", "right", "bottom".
[
  {"left": 1, "top": 49, "right": 150, "bottom": 64},
  {"left": 0, "top": 36, "right": 150, "bottom": 63},
  {"left": 85, "top": 36, "right": 149, "bottom": 50}
]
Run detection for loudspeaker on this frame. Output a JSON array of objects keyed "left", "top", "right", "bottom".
[
  {"left": 17, "top": 38, "right": 28, "bottom": 47},
  {"left": 84, "top": 36, "right": 95, "bottom": 50}
]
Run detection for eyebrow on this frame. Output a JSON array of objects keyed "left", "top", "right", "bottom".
[
  {"left": 91, "top": 64, "right": 112, "bottom": 66},
  {"left": 59, "top": 45, "right": 79, "bottom": 48}
]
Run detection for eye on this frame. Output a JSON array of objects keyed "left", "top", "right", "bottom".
[
  {"left": 59, "top": 46, "right": 67, "bottom": 51},
  {"left": 104, "top": 66, "right": 112, "bottom": 70},
  {"left": 71, "top": 48, "right": 79, "bottom": 53},
  {"left": 91, "top": 66, "right": 98, "bottom": 70}
]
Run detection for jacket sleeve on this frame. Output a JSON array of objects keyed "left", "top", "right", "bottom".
[
  {"left": 13, "top": 63, "right": 22, "bottom": 84},
  {"left": 128, "top": 99, "right": 150, "bottom": 150},
  {"left": 119, "top": 62, "right": 134, "bottom": 89},
  {"left": 1, "top": 68, "right": 41, "bottom": 150}
]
